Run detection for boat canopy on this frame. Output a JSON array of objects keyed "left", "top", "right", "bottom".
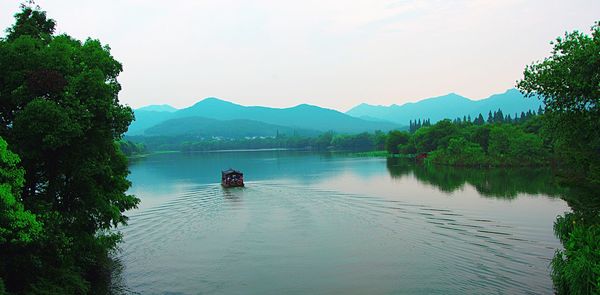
[{"left": 222, "top": 169, "right": 243, "bottom": 176}]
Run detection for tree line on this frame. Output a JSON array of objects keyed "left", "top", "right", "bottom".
[
  {"left": 409, "top": 107, "right": 542, "bottom": 133},
  {"left": 386, "top": 114, "right": 548, "bottom": 166},
  {"left": 117, "top": 139, "right": 147, "bottom": 157},
  {"left": 130, "top": 130, "right": 387, "bottom": 152}
]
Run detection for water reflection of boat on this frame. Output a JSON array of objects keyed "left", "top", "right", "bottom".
[{"left": 221, "top": 169, "right": 244, "bottom": 187}]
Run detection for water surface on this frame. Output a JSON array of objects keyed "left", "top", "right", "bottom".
[{"left": 120, "top": 151, "right": 568, "bottom": 294}]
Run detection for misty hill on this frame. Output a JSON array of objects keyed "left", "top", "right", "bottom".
[
  {"left": 128, "top": 98, "right": 400, "bottom": 136},
  {"left": 144, "top": 117, "right": 320, "bottom": 138},
  {"left": 127, "top": 110, "right": 175, "bottom": 135},
  {"left": 126, "top": 104, "right": 179, "bottom": 135},
  {"left": 136, "top": 104, "right": 178, "bottom": 112},
  {"left": 346, "top": 89, "right": 543, "bottom": 125}
]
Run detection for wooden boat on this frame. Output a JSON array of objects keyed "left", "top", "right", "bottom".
[{"left": 221, "top": 169, "right": 244, "bottom": 187}]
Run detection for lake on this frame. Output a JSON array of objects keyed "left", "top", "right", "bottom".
[{"left": 117, "top": 151, "right": 569, "bottom": 294}]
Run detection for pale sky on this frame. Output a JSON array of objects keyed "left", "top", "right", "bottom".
[{"left": 1, "top": 0, "right": 598, "bottom": 111}]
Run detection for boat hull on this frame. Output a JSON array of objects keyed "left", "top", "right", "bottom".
[{"left": 221, "top": 182, "right": 244, "bottom": 188}]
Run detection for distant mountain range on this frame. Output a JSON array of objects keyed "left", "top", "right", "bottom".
[
  {"left": 127, "top": 98, "right": 400, "bottom": 137},
  {"left": 144, "top": 117, "right": 320, "bottom": 138},
  {"left": 128, "top": 88, "right": 543, "bottom": 139},
  {"left": 346, "top": 88, "right": 543, "bottom": 125}
]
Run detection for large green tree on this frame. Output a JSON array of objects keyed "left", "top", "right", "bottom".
[
  {"left": 0, "top": 4, "right": 138, "bottom": 293},
  {"left": 518, "top": 21, "right": 600, "bottom": 294},
  {"left": 518, "top": 21, "right": 600, "bottom": 187}
]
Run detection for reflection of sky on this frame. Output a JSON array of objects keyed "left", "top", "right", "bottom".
[
  {"left": 127, "top": 151, "right": 387, "bottom": 210},
  {"left": 124, "top": 150, "right": 570, "bottom": 293},
  {"left": 128, "top": 150, "right": 569, "bottom": 223},
  {"left": 315, "top": 172, "right": 568, "bottom": 237}
]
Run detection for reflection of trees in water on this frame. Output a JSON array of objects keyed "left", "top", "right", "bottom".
[
  {"left": 386, "top": 158, "right": 600, "bottom": 292},
  {"left": 386, "top": 158, "right": 565, "bottom": 199},
  {"left": 385, "top": 158, "right": 413, "bottom": 179},
  {"left": 94, "top": 255, "right": 137, "bottom": 295}
]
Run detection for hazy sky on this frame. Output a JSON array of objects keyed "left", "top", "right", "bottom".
[{"left": 1, "top": 1, "right": 598, "bottom": 111}]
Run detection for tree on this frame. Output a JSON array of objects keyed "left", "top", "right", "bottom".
[
  {"left": 518, "top": 20, "right": 600, "bottom": 294},
  {"left": 493, "top": 109, "right": 504, "bottom": 123},
  {"left": 0, "top": 137, "right": 41, "bottom": 245},
  {"left": 315, "top": 131, "right": 334, "bottom": 150},
  {"left": 385, "top": 130, "right": 409, "bottom": 154},
  {"left": 413, "top": 119, "right": 459, "bottom": 153},
  {"left": 373, "top": 130, "right": 386, "bottom": 150},
  {"left": 518, "top": 21, "right": 600, "bottom": 187},
  {"left": 0, "top": 4, "right": 139, "bottom": 292},
  {"left": 475, "top": 113, "right": 485, "bottom": 125},
  {"left": 471, "top": 125, "right": 491, "bottom": 153},
  {"left": 5, "top": 4, "right": 55, "bottom": 43},
  {"left": 488, "top": 125, "right": 511, "bottom": 159},
  {"left": 519, "top": 23, "right": 599, "bottom": 114},
  {"left": 428, "top": 137, "right": 486, "bottom": 166},
  {"left": 0, "top": 137, "right": 44, "bottom": 292}
]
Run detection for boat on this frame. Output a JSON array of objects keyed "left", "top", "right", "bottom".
[{"left": 221, "top": 169, "right": 244, "bottom": 187}]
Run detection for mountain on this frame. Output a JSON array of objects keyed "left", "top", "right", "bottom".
[
  {"left": 144, "top": 117, "right": 320, "bottom": 138},
  {"left": 346, "top": 89, "right": 543, "bottom": 125},
  {"left": 135, "top": 104, "right": 177, "bottom": 112},
  {"left": 128, "top": 98, "right": 400, "bottom": 136},
  {"left": 127, "top": 110, "right": 175, "bottom": 135},
  {"left": 127, "top": 105, "right": 179, "bottom": 135}
]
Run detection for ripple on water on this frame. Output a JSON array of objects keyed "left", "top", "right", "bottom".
[{"left": 119, "top": 182, "right": 558, "bottom": 294}]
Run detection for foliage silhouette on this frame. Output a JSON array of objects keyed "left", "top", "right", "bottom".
[
  {"left": 0, "top": 4, "right": 138, "bottom": 293},
  {"left": 518, "top": 20, "right": 600, "bottom": 294}
]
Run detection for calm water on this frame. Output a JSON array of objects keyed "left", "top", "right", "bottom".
[{"left": 118, "top": 151, "right": 569, "bottom": 294}]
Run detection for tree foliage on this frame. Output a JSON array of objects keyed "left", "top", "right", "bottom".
[
  {"left": 5, "top": 5, "right": 55, "bottom": 43},
  {"left": 413, "top": 119, "right": 459, "bottom": 153},
  {"left": 518, "top": 20, "right": 600, "bottom": 294},
  {"left": 552, "top": 211, "right": 600, "bottom": 295},
  {"left": 518, "top": 21, "right": 600, "bottom": 188},
  {"left": 0, "top": 137, "right": 41, "bottom": 245},
  {"left": 428, "top": 137, "right": 486, "bottom": 166},
  {"left": 117, "top": 140, "right": 147, "bottom": 157},
  {"left": 140, "top": 130, "right": 390, "bottom": 153},
  {"left": 0, "top": 4, "right": 138, "bottom": 293},
  {"left": 518, "top": 22, "right": 599, "bottom": 114},
  {"left": 381, "top": 114, "right": 550, "bottom": 167},
  {"left": 385, "top": 130, "right": 409, "bottom": 154}
]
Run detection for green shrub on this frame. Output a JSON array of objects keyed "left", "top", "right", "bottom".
[
  {"left": 427, "top": 137, "right": 487, "bottom": 166},
  {"left": 552, "top": 212, "right": 600, "bottom": 295}
]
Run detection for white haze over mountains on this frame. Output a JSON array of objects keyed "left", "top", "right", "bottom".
[{"left": 1, "top": 0, "right": 598, "bottom": 111}]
